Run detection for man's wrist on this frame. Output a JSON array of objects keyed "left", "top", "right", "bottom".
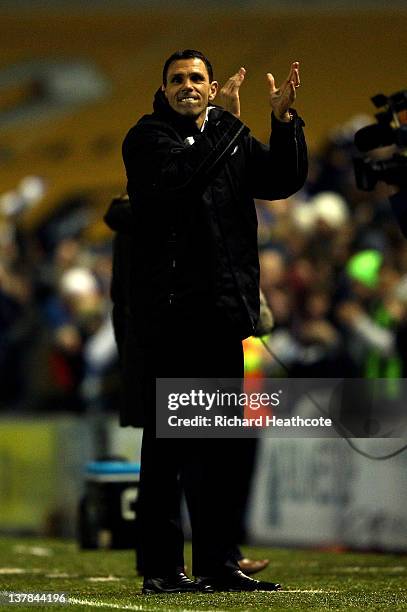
[{"left": 273, "top": 110, "right": 293, "bottom": 123}]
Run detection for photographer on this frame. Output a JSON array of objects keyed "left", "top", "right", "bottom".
[{"left": 353, "top": 90, "right": 407, "bottom": 234}]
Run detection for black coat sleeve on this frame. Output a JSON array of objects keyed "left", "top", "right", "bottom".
[
  {"left": 123, "top": 111, "right": 249, "bottom": 198},
  {"left": 247, "top": 111, "right": 308, "bottom": 200},
  {"left": 110, "top": 233, "right": 126, "bottom": 359}
]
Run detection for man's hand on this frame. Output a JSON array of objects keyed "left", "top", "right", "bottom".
[
  {"left": 217, "top": 67, "right": 246, "bottom": 118},
  {"left": 267, "top": 61, "right": 300, "bottom": 122}
]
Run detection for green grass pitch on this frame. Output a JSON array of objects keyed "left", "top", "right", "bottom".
[{"left": 0, "top": 536, "right": 406, "bottom": 611}]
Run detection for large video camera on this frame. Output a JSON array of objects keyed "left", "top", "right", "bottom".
[{"left": 353, "top": 90, "right": 407, "bottom": 190}]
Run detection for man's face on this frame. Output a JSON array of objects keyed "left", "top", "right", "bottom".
[{"left": 162, "top": 58, "right": 218, "bottom": 128}]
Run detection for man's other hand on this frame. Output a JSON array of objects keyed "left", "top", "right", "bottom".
[
  {"left": 217, "top": 67, "right": 246, "bottom": 118},
  {"left": 267, "top": 61, "right": 300, "bottom": 122}
]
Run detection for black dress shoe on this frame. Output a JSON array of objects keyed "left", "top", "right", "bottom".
[
  {"left": 142, "top": 572, "right": 214, "bottom": 594},
  {"left": 195, "top": 569, "right": 281, "bottom": 592}
]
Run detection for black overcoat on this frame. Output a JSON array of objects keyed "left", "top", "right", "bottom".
[{"left": 105, "top": 91, "right": 308, "bottom": 426}]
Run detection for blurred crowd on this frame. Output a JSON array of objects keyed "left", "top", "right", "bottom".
[
  {"left": 0, "top": 182, "right": 117, "bottom": 413},
  {"left": 2, "top": 115, "right": 407, "bottom": 415}
]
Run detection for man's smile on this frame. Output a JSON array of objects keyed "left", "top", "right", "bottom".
[{"left": 177, "top": 96, "right": 200, "bottom": 104}]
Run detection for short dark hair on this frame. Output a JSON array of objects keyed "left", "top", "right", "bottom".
[{"left": 162, "top": 49, "right": 214, "bottom": 85}]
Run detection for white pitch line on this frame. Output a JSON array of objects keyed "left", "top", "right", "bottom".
[
  {"left": 69, "top": 598, "right": 224, "bottom": 612},
  {"left": 280, "top": 589, "right": 340, "bottom": 593},
  {"left": 87, "top": 576, "right": 122, "bottom": 582},
  {"left": 13, "top": 545, "right": 53, "bottom": 557},
  {"left": 333, "top": 566, "right": 405, "bottom": 573},
  {"left": 69, "top": 590, "right": 339, "bottom": 611},
  {"left": 0, "top": 568, "right": 42, "bottom": 574},
  {"left": 69, "top": 599, "right": 143, "bottom": 611}
]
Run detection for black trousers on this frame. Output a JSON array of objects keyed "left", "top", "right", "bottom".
[{"left": 137, "top": 307, "right": 245, "bottom": 577}]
